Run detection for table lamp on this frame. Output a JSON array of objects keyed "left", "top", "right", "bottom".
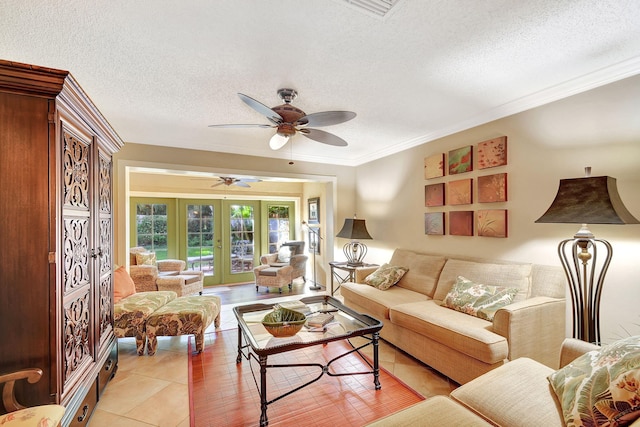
[
  {"left": 336, "top": 215, "right": 373, "bottom": 266},
  {"left": 535, "top": 167, "right": 639, "bottom": 344}
]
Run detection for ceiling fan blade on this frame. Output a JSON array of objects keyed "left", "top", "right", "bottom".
[
  {"left": 211, "top": 182, "right": 225, "bottom": 188},
  {"left": 269, "top": 133, "right": 290, "bottom": 150},
  {"left": 238, "top": 93, "right": 283, "bottom": 124},
  {"left": 208, "top": 123, "right": 273, "bottom": 128},
  {"left": 240, "top": 178, "right": 261, "bottom": 183},
  {"left": 234, "top": 182, "right": 251, "bottom": 188},
  {"left": 295, "top": 111, "right": 356, "bottom": 127},
  {"left": 300, "top": 128, "right": 348, "bottom": 147}
]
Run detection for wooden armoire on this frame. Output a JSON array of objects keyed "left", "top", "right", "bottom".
[{"left": 0, "top": 60, "right": 123, "bottom": 426}]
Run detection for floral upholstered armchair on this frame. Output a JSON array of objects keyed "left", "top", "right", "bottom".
[
  {"left": 0, "top": 368, "right": 65, "bottom": 426},
  {"left": 129, "top": 247, "right": 204, "bottom": 296}
]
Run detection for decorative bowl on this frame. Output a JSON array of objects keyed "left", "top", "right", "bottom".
[{"left": 262, "top": 307, "right": 306, "bottom": 337}]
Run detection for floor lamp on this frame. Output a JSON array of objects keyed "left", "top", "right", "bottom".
[
  {"left": 536, "top": 168, "right": 639, "bottom": 344},
  {"left": 303, "top": 221, "right": 322, "bottom": 291}
]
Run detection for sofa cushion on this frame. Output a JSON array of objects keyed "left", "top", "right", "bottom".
[
  {"left": 364, "top": 395, "right": 493, "bottom": 426},
  {"left": 364, "top": 263, "right": 409, "bottom": 290},
  {"left": 390, "top": 300, "right": 508, "bottom": 364},
  {"left": 433, "top": 259, "right": 532, "bottom": 302},
  {"left": 443, "top": 276, "right": 518, "bottom": 321},
  {"left": 547, "top": 335, "right": 640, "bottom": 427},
  {"left": 114, "top": 265, "right": 137, "bottom": 303},
  {"left": 451, "top": 357, "right": 563, "bottom": 427},
  {"left": 389, "top": 249, "right": 446, "bottom": 297},
  {"left": 340, "top": 282, "right": 428, "bottom": 321}
]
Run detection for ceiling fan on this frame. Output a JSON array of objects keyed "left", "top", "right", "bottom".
[
  {"left": 208, "top": 88, "right": 356, "bottom": 150},
  {"left": 211, "top": 176, "right": 261, "bottom": 188}
]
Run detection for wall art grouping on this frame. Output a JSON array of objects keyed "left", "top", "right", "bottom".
[
  {"left": 425, "top": 210, "right": 508, "bottom": 238},
  {"left": 423, "top": 136, "right": 508, "bottom": 237}
]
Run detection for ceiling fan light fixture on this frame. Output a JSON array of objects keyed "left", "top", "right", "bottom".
[{"left": 269, "top": 133, "right": 290, "bottom": 150}]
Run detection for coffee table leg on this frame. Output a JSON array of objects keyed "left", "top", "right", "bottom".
[
  {"left": 236, "top": 327, "right": 242, "bottom": 364},
  {"left": 260, "top": 355, "right": 268, "bottom": 426},
  {"left": 373, "top": 331, "right": 381, "bottom": 390}
]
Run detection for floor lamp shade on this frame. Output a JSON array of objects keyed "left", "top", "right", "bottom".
[
  {"left": 535, "top": 173, "right": 639, "bottom": 344},
  {"left": 336, "top": 218, "right": 373, "bottom": 266}
]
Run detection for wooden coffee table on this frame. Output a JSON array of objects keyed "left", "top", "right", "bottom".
[{"left": 233, "top": 295, "right": 383, "bottom": 427}]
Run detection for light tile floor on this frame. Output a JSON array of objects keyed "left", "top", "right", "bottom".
[{"left": 90, "top": 292, "right": 456, "bottom": 426}]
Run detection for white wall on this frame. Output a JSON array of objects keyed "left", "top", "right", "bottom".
[{"left": 354, "top": 74, "right": 640, "bottom": 344}]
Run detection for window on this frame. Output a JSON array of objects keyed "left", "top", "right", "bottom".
[
  {"left": 135, "top": 203, "right": 168, "bottom": 259},
  {"left": 187, "top": 204, "right": 215, "bottom": 276},
  {"left": 267, "top": 205, "right": 291, "bottom": 253},
  {"left": 229, "top": 204, "right": 254, "bottom": 273}
]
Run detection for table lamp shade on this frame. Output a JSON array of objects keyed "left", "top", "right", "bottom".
[
  {"left": 535, "top": 176, "right": 639, "bottom": 225},
  {"left": 336, "top": 219, "right": 373, "bottom": 240}
]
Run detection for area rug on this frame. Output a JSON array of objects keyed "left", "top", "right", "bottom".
[{"left": 188, "top": 329, "right": 425, "bottom": 426}]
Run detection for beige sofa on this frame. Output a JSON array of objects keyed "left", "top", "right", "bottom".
[
  {"left": 367, "top": 338, "right": 640, "bottom": 426},
  {"left": 341, "top": 248, "right": 566, "bottom": 384}
]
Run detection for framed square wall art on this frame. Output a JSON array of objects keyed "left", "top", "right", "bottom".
[
  {"left": 477, "top": 136, "right": 507, "bottom": 169},
  {"left": 477, "top": 173, "right": 507, "bottom": 203},
  {"left": 425, "top": 183, "right": 445, "bottom": 207},
  {"left": 425, "top": 212, "right": 445, "bottom": 235},
  {"left": 308, "top": 197, "right": 319, "bottom": 224},
  {"left": 477, "top": 209, "right": 508, "bottom": 238},
  {"left": 449, "top": 211, "right": 474, "bottom": 236},
  {"left": 424, "top": 153, "right": 445, "bottom": 179},
  {"left": 448, "top": 178, "right": 473, "bottom": 205},
  {"left": 448, "top": 146, "right": 473, "bottom": 175}
]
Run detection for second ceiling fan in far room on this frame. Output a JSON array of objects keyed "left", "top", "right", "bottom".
[{"left": 208, "top": 88, "right": 356, "bottom": 150}]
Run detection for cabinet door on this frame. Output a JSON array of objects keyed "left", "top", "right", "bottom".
[
  {"left": 95, "top": 146, "right": 115, "bottom": 355},
  {"left": 60, "top": 124, "right": 95, "bottom": 398}
]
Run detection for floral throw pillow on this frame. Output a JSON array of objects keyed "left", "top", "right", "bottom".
[
  {"left": 135, "top": 251, "right": 157, "bottom": 266},
  {"left": 548, "top": 335, "right": 640, "bottom": 427},
  {"left": 442, "top": 276, "right": 518, "bottom": 321},
  {"left": 364, "top": 263, "right": 409, "bottom": 290}
]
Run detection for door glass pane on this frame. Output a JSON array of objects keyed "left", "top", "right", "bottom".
[
  {"left": 230, "top": 204, "right": 254, "bottom": 274},
  {"left": 187, "top": 204, "right": 215, "bottom": 276},
  {"left": 267, "top": 205, "right": 290, "bottom": 253},
  {"left": 136, "top": 203, "right": 168, "bottom": 259}
]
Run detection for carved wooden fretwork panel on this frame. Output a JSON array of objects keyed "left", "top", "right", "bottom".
[
  {"left": 63, "top": 218, "right": 90, "bottom": 293},
  {"left": 99, "top": 275, "right": 113, "bottom": 339},
  {"left": 99, "top": 154, "right": 111, "bottom": 214},
  {"left": 62, "top": 131, "right": 90, "bottom": 210},
  {"left": 63, "top": 292, "right": 92, "bottom": 383},
  {"left": 99, "top": 219, "right": 111, "bottom": 276}
]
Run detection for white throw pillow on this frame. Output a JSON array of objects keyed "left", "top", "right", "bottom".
[{"left": 277, "top": 246, "right": 292, "bottom": 263}]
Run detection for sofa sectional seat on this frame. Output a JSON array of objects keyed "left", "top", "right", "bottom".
[
  {"left": 390, "top": 300, "right": 509, "bottom": 365},
  {"left": 340, "top": 248, "right": 566, "bottom": 384}
]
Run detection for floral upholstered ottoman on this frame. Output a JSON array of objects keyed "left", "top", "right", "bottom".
[
  {"left": 114, "top": 291, "right": 178, "bottom": 355},
  {"left": 145, "top": 295, "right": 221, "bottom": 355}
]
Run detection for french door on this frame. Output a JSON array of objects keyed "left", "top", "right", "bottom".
[
  {"left": 177, "top": 199, "right": 259, "bottom": 285},
  {"left": 132, "top": 198, "right": 295, "bottom": 286}
]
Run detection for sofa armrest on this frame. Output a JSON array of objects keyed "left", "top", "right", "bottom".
[
  {"left": 354, "top": 266, "right": 379, "bottom": 283},
  {"left": 559, "top": 338, "right": 600, "bottom": 367},
  {"left": 157, "top": 259, "right": 186, "bottom": 272},
  {"left": 130, "top": 265, "right": 159, "bottom": 292},
  {"left": 492, "top": 296, "right": 566, "bottom": 369}
]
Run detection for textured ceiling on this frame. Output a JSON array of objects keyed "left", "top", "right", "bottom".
[{"left": 2, "top": 0, "right": 639, "bottom": 166}]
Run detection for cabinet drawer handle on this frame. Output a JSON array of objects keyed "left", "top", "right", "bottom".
[
  {"left": 105, "top": 359, "right": 113, "bottom": 371},
  {"left": 77, "top": 404, "right": 89, "bottom": 422}
]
